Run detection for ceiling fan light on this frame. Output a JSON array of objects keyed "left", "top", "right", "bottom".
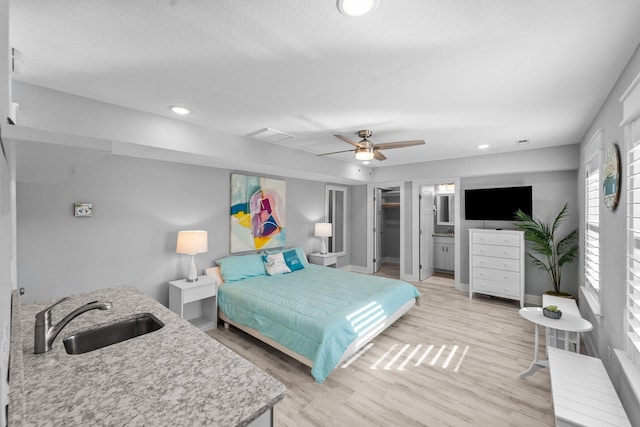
[
  {"left": 355, "top": 147, "right": 374, "bottom": 161},
  {"left": 337, "top": 0, "right": 380, "bottom": 17}
]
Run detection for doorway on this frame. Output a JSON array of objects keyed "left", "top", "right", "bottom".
[
  {"left": 373, "top": 187, "right": 401, "bottom": 279},
  {"left": 412, "top": 180, "right": 460, "bottom": 286}
]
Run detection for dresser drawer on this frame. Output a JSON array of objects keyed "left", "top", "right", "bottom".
[
  {"left": 471, "top": 278, "right": 520, "bottom": 298},
  {"left": 472, "top": 232, "right": 521, "bottom": 247},
  {"left": 472, "top": 244, "right": 521, "bottom": 259},
  {"left": 472, "top": 266, "right": 520, "bottom": 284},
  {"left": 183, "top": 283, "right": 216, "bottom": 304},
  {"left": 472, "top": 255, "right": 520, "bottom": 272}
]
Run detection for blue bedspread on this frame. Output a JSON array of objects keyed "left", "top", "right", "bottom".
[{"left": 218, "top": 264, "right": 420, "bottom": 383}]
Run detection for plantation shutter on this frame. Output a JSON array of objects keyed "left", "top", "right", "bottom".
[
  {"left": 585, "top": 158, "right": 600, "bottom": 293},
  {"left": 626, "top": 114, "right": 640, "bottom": 367}
]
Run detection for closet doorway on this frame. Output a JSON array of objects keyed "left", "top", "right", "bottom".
[{"left": 372, "top": 186, "right": 401, "bottom": 279}]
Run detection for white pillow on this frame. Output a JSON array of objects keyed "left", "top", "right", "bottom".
[
  {"left": 263, "top": 252, "right": 291, "bottom": 275},
  {"left": 205, "top": 266, "right": 224, "bottom": 285}
]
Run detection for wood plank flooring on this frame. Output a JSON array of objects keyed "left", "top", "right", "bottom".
[{"left": 206, "top": 271, "right": 554, "bottom": 427}]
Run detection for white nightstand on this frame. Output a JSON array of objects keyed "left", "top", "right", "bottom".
[
  {"left": 169, "top": 275, "right": 217, "bottom": 330},
  {"left": 308, "top": 252, "right": 338, "bottom": 268}
]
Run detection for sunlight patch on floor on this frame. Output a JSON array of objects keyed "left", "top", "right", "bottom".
[{"left": 341, "top": 343, "right": 470, "bottom": 372}]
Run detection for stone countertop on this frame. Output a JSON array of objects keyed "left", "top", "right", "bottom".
[{"left": 9, "top": 286, "right": 285, "bottom": 426}]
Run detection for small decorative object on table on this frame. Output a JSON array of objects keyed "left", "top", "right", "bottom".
[{"left": 543, "top": 305, "right": 562, "bottom": 319}]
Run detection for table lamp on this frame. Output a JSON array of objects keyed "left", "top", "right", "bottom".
[
  {"left": 314, "top": 223, "right": 332, "bottom": 255},
  {"left": 176, "top": 230, "right": 208, "bottom": 282}
]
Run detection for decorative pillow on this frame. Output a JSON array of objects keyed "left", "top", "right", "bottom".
[
  {"left": 263, "top": 246, "right": 309, "bottom": 266},
  {"left": 283, "top": 249, "right": 304, "bottom": 272},
  {"left": 215, "top": 253, "right": 267, "bottom": 282},
  {"left": 291, "top": 246, "right": 310, "bottom": 266},
  {"left": 263, "top": 252, "right": 292, "bottom": 275},
  {"left": 204, "top": 266, "right": 224, "bottom": 285}
]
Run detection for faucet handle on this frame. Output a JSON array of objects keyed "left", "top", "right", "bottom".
[{"left": 35, "top": 296, "right": 71, "bottom": 324}]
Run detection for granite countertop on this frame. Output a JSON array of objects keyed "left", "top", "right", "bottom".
[{"left": 9, "top": 286, "right": 285, "bottom": 426}]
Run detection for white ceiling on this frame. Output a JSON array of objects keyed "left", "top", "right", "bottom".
[{"left": 9, "top": 1, "right": 640, "bottom": 167}]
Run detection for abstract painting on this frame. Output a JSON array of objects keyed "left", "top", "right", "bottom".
[{"left": 230, "top": 174, "right": 286, "bottom": 253}]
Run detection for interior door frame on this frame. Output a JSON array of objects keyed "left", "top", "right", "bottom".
[
  {"left": 419, "top": 187, "right": 435, "bottom": 281},
  {"left": 410, "top": 178, "right": 461, "bottom": 289},
  {"left": 367, "top": 181, "right": 403, "bottom": 277}
]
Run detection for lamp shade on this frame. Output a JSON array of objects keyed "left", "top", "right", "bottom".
[
  {"left": 314, "top": 223, "right": 333, "bottom": 238},
  {"left": 176, "top": 230, "right": 208, "bottom": 255},
  {"left": 355, "top": 147, "right": 374, "bottom": 161}
]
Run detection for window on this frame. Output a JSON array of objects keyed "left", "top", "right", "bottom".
[
  {"left": 626, "top": 115, "right": 640, "bottom": 367},
  {"left": 581, "top": 130, "right": 603, "bottom": 316},
  {"left": 584, "top": 162, "right": 600, "bottom": 294},
  {"left": 325, "top": 186, "right": 347, "bottom": 255}
]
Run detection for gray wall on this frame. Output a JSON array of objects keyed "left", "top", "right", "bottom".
[
  {"left": 17, "top": 151, "right": 326, "bottom": 305},
  {"left": 348, "top": 184, "right": 367, "bottom": 268},
  {"left": 0, "top": 0, "right": 12, "bottom": 421},
  {"left": 458, "top": 171, "right": 579, "bottom": 297}
]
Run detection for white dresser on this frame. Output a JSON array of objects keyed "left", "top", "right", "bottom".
[{"left": 469, "top": 229, "right": 525, "bottom": 307}]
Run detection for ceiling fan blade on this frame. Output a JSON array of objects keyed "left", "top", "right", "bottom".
[
  {"left": 373, "top": 149, "right": 387, "bottom": 161},
  {"left": 316, "top": 148, "right": 356, "bottom": 156},
  {"left": 374, "top": 140, "right": 425, "bottom": 150},
  {"left": 334, "top": 134, "right": 363, "bottom": 147}
]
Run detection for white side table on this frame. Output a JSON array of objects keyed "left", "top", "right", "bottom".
[
  {"left": 169, "top": 275, "right": 217, "bottom": 331},
  {"left": 308, "top": 252, "right": 338, "bottom": 267},
  {"left": 518, "top": 307, "right": 592, "bottom": 378}
]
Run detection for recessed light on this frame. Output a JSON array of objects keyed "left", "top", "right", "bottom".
[
  {"left": 169, "top": 105, "right": 190, "bottom": 115},
  {"left": 476, "top": 144, "right": 490, "bottom": 150},
  {"left": 337, "top": 0, "right": 380, "bottom": 16},
  {"left": 362, "top": 160, "right": 371, "bottom": 165}
]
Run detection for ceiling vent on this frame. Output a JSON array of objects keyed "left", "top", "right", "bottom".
[{"left": 247, "top": 128, "right": 294, "bottom": 143}]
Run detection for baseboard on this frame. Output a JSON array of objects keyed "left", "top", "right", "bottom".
[{"left": 344, "top": 265, "right": 369, "bottom": 274}]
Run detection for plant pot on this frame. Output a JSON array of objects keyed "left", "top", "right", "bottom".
[
  {"left": 544, "top": 291, "right": 574, "bottom": 299},
  {"left": 543, "top": 307, "right": 562, "bottom": 319}
]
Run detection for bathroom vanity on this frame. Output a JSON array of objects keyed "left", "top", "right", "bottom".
[{"left": 9, "top": 286, "right": 285, "bottom": 426}]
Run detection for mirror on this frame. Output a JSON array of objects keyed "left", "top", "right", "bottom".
[
  {"left": 436, "top": 194, "right": 455, "bottom": 225},
  {"left": 325, "top": 186, "right": 347, "bottom": 255}
]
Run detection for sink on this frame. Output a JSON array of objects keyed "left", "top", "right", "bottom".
[{"left": 63, "top": 313, "right": 164, "bottom": 354}]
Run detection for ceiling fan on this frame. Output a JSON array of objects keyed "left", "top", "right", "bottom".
[{"left": 317, "top": 130, "right": 425, "bottom": 162}]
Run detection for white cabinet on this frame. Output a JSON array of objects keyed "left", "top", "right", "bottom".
[
  {"left": 434, "top": 237, "right": 455, "bottom": 271},
  {"left": 469, "top": 229, "right": 524, "bottom": 307},
  {"left": 169, "top": 275, "right": 218, "bottom": 330}
]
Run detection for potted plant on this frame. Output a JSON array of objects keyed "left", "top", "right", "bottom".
[
  {"left": 543, "top": 304, "right": 562, "bottom": 319},
  {"left": 514, "top": 203, "right": 578, "bottom": 297}
]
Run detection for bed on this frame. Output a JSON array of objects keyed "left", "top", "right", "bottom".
[{"left": 207, "top": 248, "right": 420, "bottom": 383}]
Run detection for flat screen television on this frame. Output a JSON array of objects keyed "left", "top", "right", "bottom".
[{"left": 464, "top": 186, "right": 532, "bottom": 221}]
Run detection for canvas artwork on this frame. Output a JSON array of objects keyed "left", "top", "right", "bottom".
[{"left": 230, "top": 174, "right": 286, "bottom": 253}]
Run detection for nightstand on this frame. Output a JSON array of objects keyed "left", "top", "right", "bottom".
[
  {"left": 169, "top": 275, "right": 217, "bottom": 330},
  {"left": 308, "top": 252, "right": 338, "bottom": 268}
]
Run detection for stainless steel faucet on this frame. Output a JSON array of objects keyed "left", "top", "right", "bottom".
[{"left": 34, "top": 297, "right": 113, "bottom": 354}]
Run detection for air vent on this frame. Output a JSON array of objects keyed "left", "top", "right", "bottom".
[{"left": 247, "top": 128, "right": 294, "bottom": 143}]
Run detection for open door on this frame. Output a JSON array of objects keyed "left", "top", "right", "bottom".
[
  {"left": 373, "top": 188, "right": 382, "bottom": 273},
  {"left": 419, "top": 188, "right": 435, "bottom": 280}
]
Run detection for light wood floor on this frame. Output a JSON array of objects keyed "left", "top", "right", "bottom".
[{"left": 207, "top": 273, "right": 554, "bottom": 427}]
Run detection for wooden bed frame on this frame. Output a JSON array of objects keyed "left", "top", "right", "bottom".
[{"left": 217, "top": 298, "right": 417, "bottom": 369}]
